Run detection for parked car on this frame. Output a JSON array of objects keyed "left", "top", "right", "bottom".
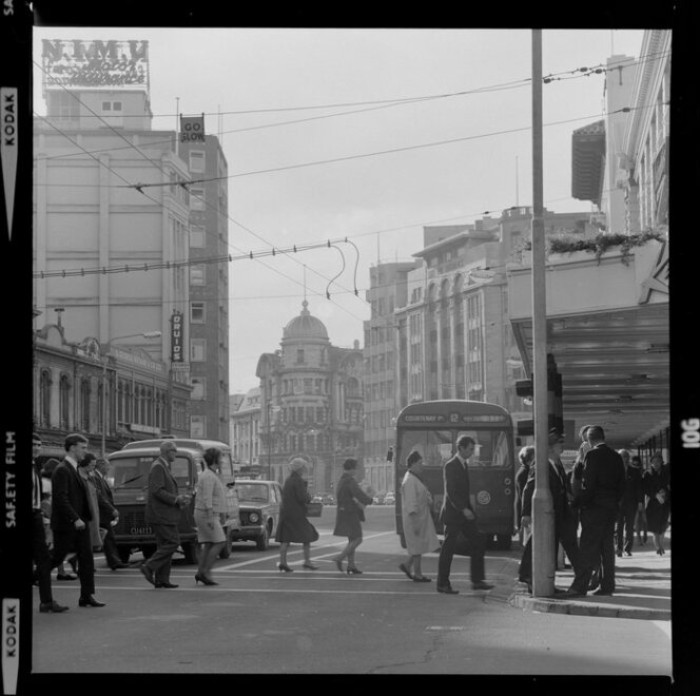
[
  {"left": 321, "top": 494, "right": 335, "bottom": 505},
  {"left": 227, "top": 480, "right": 283, "bottom": 550},
  {"left": 383, "top": 492, "right": 395, "bottom": 505},
  {"left": 372, "top": 494, "right": 385, "bottom": 505}
]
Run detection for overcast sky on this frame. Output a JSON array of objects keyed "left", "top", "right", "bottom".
[{"left": 32, "top": 27, "right": 645, "bottom": 395}]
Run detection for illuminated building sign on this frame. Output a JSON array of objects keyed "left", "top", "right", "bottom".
[{"left": 41, "top": 39, "right": 149, "bottom": 91}]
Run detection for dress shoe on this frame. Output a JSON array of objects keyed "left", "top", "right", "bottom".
[
  {"left": 154, "top": 581, "right": 179, "bottom": 588},
  {"left": 278, "top": 563, "right": 294, "bottom": 572},
  {"left": 412, "top": 576, "right": 431, "bottom": 583},
  {"left": 110, "top": 562, "right": 130, "bottom": 570},
  {"left": 78, "top": 596, "right": 106, "bottom": 607},
  {"left": 398, "top": 563, "right": 414, "bottom": 580},
  {"left": 625, "top": 550, "right": 632, "bottom": 557},
  {"left": 139, "top": 564, "right": 155, "bottom": 586},
  {"left": 437, "top": 584, "right": 459, "bottom": 594},
  {"left": 616, "top": 550, "right": 623, "bottom": 557},
  {"left": 472, "top": 581, "right": 494, "bottom": 591},
  {"left": 592, "top": 588, "right": 613, "bottom": 596},
  {"left": 346, "top": 566, "right": 363, "bottom": 575},
  {"left": 56, "top": 573, "right": 77, "bottom": 581},
  {"left": 39, "top": 601, "right": 69, "bottom": 613},
  {"left": 302, "top": 562, "right": 318, "bottom": 570},
  {"left": 195, "top": 573, "right": 217, "bottom": 586}
]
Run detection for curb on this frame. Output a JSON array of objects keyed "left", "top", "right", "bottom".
[{"left": 509, "top": 591, "right": 671, "bottom": 621}]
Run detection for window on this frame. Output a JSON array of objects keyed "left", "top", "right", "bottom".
[
  {"left": 101, "top": 101, "right": 123, "bottom": 112},
  {"left": 189, "top": 151, "right": 206, "bottom": 173},
  {"left": 81, "top": 379, "right": 91, "bottom": 432},
  {"left": 191, "top": 415, "right": 206, "bottom": 438},
  {"left": 190, "top": 188, "right": 205, "bottom": 211},
  {"left": 191, "top": 339, "right": 207, "bottom": 362},
  {"left": 296, "top": 349, "right": 305, "bottom": 364},
  {"left": 40, "top": 370, "right": 51, "bottom": 426},
  {"left": 191, "top": 378, "right": 205, "bottom": 400},
  {"left": 59, "top": 375, "right": 71, "bottom": 429},
  {"left": 190, "top": 267, "right": 205, "bottom": 285},
  {"left": 191, "top": 302, "right": 205, "bottom": 323},
  {"left": 190, "top": 226, "right": 205, "bottom": 248}
]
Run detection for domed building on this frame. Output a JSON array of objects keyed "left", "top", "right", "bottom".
[{"left": 255, "top": 301, "right": 364, "bottom": 492}]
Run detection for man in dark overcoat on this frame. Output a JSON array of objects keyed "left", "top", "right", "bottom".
[
  {"left": 436, "top": 435, "right": 493, "bottom": 594},
  {"left": 563, "top": 425, "right": 625, "bottom": 597}
]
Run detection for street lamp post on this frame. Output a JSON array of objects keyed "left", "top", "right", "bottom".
[{"left": 101, "top": 331, "right": 162, "bottom": 457}]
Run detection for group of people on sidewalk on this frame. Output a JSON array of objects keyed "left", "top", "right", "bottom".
[{"left": 514, "top": 424, "right": 670, "bottom": 598}]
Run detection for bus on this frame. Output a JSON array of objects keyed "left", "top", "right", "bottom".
[{"left": 394, "top": 400, "right": 516, "bottom": 550}]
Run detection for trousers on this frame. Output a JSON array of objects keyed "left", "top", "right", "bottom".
[
  {"left": 143, "top": 524, "right": 180, "bottom": 583},
  {"left": 437, "top": 520, "right": 485, "bottom": 585}
]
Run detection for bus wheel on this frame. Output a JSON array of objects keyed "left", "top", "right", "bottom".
[
  {"left": 495, "top": 534, "right": 512, "bottom": 550},
  {"left": 256, "top": 524, "right": 270, "bottom": 551},
  {"left": 182, "top": 541, "right": 199, "bottom": 564}
]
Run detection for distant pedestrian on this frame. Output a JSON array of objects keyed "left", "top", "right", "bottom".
[
  {"left": 563, "top": 426, "right": 625, "bottom": 598},
  {"left": 275, "top": 458, "right": 320, "bottom": 572},
  {"left": 50, "top": 433, "right": 106, "bottom": 608},
  {"left": 139, "top": 441, "right": 190, "bottom": 589},
  {"left": 632, "top": 455, "right": 648, "bottom": 545},
  {"left": 194, "top": 447, "right": 229, "bottom": 585},
  {"left": 333, "top": 458, "right": 373, "bottom": 575},
  {"left": 398, "top": 451, "right": 439, "bottom": 582},
  {"left": 643, "top": 452, "right": 670, "bottom": 555},
  {"left": 436, "top": 435, "right": 493, "bottom": 594},
  {"left": 77, "top": 453, "right": 103, "bottom": 552},
  {"left": 515, "top": 445, "right": 535, "bottom": 546},
  {"left": 615, "top": 449, "right": 644, "bottom": 557},
  {"left": 517, "top": 430, "right": 579, "bottom": 592},
  {"left": 93, "top": 459, "right": 127, "bottom": 569},
  {"left": 31, "top": 434, "right": 68, "bottom": 614}
]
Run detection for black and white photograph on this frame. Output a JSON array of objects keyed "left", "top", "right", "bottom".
[{"left": 1, "top": 2, "right": 696, "bottom": 692}]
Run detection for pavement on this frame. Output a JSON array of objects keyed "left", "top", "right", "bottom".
[{"left": 494, "top": 532, "right": 671, "bottom": 621}]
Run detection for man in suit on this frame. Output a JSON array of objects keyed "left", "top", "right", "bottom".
[
  {"left": 139, "top": 441, "right": 189, "bottom": 589},
  {"left": 518, "top": 429, "right": 580, "bottom": 592},
  {"left": 436, "top": 435, "right": 494, "bottom": 594},
  {"left": 50, "top": 433, "right": 106, "bottom": 607},
  {"left": 31, "top": 434, "right": 68, "bottom": 613},
  {"left": 562, "top": 425, "right": 625, "bottom": 597},
  {"left": 93, "top": 459, "right": 129, "bottom": 570},
  {"left": 615, "top": 449, "right": 644, "bottom": 557}
]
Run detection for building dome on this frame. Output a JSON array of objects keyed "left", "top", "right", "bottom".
[{"left": 282, "top": 300, "right": 329, "bottom": 341}]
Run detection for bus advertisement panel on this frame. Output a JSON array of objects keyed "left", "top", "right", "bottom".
[{"left": 394, "top": 400, "right": 516, "bottom": 550}]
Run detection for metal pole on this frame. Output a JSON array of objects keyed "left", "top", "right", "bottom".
[
  {"left": 267, "top": 401, "right": 272, "bottom": 480},
  {"left": 530, "top": 29, "right": 555, "bottom": 598},
  {"left": 101, "top": 360, "right": 107, "bottom": 458}
]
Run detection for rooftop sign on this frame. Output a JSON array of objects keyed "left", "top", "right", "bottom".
[{"left": 42, "top": 39, "right": 149, "bottom": 92}]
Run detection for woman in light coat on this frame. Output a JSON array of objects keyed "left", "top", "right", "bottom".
[{"left": 398, "top": 451, "right": 439, "bottom": 582}]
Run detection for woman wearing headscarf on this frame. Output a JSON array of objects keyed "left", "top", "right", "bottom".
[
  {"left": 78, "top": 452, "right": 103, "bottom": 552},
  {"left": 515, "top": 445, "right": 535, "bottom": 543},
  {"left": 398, "top": 451, "right": 439, "bottom": 582},
  {"left": 643, "top": 452, "right": 670, "bottom": 555},
  {"left": 275, "top": 458, "right": 319, "bottom": 572},
  {"left": 333, "top": 458, "right": 373, "bottom": 574},
  {"left": 194, "top": 446, "right": 229, "bottom": 585}
]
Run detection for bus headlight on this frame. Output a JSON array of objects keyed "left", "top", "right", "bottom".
[{"left": 249, "top": 512, "right": 260, "bottom": 523}]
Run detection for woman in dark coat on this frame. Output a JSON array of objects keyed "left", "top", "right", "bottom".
[
  {"left": 515, "top": 445, "right": 535, "bottom": 536},
  {"left": 332, "top": 458, "right": 373, "bottom": 575},
  {"left": 275, "top": 458, "right": 319, "bottom": 572},
  {"left": 643, "top": 452, "right": 670, "bottom": 555}
]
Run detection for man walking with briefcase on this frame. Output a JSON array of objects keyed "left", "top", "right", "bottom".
[{"left": 436, "top": 435, "right": 494, "bottom": 594}]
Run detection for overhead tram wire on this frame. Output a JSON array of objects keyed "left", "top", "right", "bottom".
[{"left": 33, "top": 48, "right": 670, "bottom": 164}]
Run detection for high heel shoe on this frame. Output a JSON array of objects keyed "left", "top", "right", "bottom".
[
  {"left": 278, "top": 563, "right": 294, "bottom": 573},
  {"left": 346, "top": 566, "right": 363, "bottom": 575},
  {"left": 195, "top": 573, "right": 218, "bottom": 586},
  {"left": 302, "top": 562, "right": 318, "bottom": 570}
]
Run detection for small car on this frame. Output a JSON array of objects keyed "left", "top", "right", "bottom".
[
  {"left": 383, "top": 492, "right": 395, "bottom": 506},
  {"left": 227, "top": 480, "right": 283, "bottom": 550}
]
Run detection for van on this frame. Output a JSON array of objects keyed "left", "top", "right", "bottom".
[{"left": 107, "top": 440, "right": 238, "bottom": 564}]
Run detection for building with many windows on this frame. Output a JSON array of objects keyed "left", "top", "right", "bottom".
[
  {"left": 230, "top": 389, "right": 261, "bottom": 475},
  {"left": 178, "top": 132, "right": 230, "bottom": 442},
  {"left": 256, "top": 301, "right": 364, "bottom": 492}
]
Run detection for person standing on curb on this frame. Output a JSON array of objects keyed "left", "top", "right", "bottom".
[
  {"left": 436, "top": 435, "right": 493, "bottom": 595},
  {"left": 31, "top": 434, "right": 68, "bottom": 614},
  {"left": 139, "top": 441, "right": 190, "bottom": 589},
  {"left": 562, "top": 425, "right": 625, "bottom": 598}
]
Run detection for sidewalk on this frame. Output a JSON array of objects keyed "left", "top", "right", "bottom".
[{"left": 491, "top": 535, "right": 671, "bottom": 621}]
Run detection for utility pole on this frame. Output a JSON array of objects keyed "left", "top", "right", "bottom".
[{"left": 530, "top": 29, "right": 555, "bottom": 597}]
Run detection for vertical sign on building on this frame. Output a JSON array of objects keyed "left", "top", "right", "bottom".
[
  {"left": 180, "top": 114, "right": 205, "bottom": 143},
  {"left": 171, "top": 310, "right": 184, "bottom": 365}
]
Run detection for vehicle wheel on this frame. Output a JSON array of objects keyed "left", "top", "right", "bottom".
[
  {"left": 117, "top": 547, "right": 131, "bottom": 564},
  {"left": 139, "top": 544, "right": 156, "bottom": 559},
  {"left": 182, "top": 541, "right": 199, "bottom": 564},
  {"left": 256, "top": 524, "right": 270, "bottom": 551},
  {"left": 495, "top": 534, "right": 512, "bottom": 550},
  {"left": 219, "top": 536, "right": 232, "bottom": 559}
]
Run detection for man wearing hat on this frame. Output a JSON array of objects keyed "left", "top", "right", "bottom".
[{"left": 518, "top": 429, "right": 579, "bottom": 592}]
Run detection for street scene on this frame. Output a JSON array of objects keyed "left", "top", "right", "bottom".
[
  {"left": 32, "top": 505, "right": 671, "bottom": 675},
  {"left": 8, "top": 16, "right": 682, "bottom": 690}
]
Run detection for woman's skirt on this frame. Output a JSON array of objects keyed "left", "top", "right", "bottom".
[{"left": 195, "top": 509, "right": 226, "bottom": 543}]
